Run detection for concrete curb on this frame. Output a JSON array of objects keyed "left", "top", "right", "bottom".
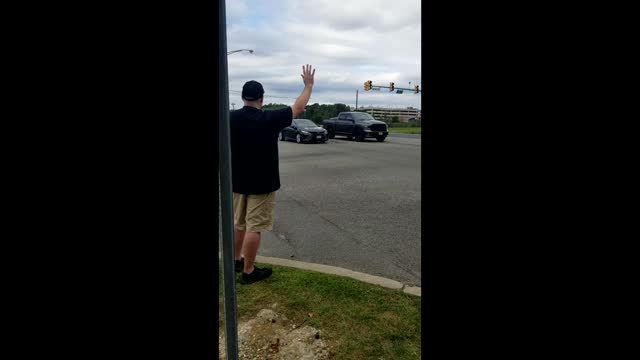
[{"left": 219, "top": 254, "right": 421, "bottom": 297}]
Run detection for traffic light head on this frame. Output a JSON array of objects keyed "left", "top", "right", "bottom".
[
  {"left": 414, "top": 84, "right": 420, "bottom": 93},
  {"left": 390, "top": 82, "right": 394, "bottom": 91},
  {"left": 364, "top": 81, "right": 368, "bottom": 91}
]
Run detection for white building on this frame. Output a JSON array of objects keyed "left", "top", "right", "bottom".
[{"left": 358, "top": 106, "right": 421, "bottom": 122}]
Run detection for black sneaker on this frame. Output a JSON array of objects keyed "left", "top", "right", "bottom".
[
  {"left": 234, "top": 258, "right": 244, "bottom": 273},
  {"left": 239, "top": 266, "right": 272, "bottom": 285}
]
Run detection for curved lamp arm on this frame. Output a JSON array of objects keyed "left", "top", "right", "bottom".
[{"left": 227, "top": 49, "right": 254, "bottom": 55}]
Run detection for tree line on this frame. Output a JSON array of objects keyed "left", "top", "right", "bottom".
[
  {"left": 261, "top": 103, "right": 352, "bottom": 124},
  {"left": 260, "top": 102, "right": 421, "bottom": 126}
]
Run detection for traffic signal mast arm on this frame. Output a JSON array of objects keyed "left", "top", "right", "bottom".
[{"left": 363, "top": 81, "right": 421, "bottom": 93}]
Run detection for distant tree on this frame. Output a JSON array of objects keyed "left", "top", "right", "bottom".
[
  {"left": 311, "top": 114, "right": 324, "bottom": 124},
  {"left": 303, "top": 103, "right": 321, "bottom": 121},
  {"left": 392, "top": 116, "right": 400, "bottom": 123},
  {"left": 260, "top": 102, "right": 355, "bottom": 124},
  {"left": 334, "top": 103, "right": 350, "bottom": 114},
  {"left": 262, "top": 103, "right": 289, "bottom": 111}
]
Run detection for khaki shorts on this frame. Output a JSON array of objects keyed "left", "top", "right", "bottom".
[{"left": 233, "top": 192, "right": 276, "bottom": 232}]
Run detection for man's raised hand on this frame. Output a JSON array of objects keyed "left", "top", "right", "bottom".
[{"left": 301, "top": 64, "right": 315, "bottom": 87}]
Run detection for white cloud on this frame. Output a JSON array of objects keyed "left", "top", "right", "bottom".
[
  {"left": 225, "top": 0, "right": 249, "bottom": 21},
  {"left": 225, "top": 0, "right": 421, "bottom": 109}
]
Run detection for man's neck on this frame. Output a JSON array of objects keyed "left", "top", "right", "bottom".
[{"left": 243, "top": 102, "right": 262, "bottom": 110}]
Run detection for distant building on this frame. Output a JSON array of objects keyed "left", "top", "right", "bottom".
[{"left": 357, "top": 106, "right": 421, "bottom": 122}]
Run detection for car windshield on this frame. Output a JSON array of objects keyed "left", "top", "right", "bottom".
[
  {"left": 352, "top": 113, "right": 374, "bottom": 121},
  {"left": 294, "top": 119, "right": 317, "bottom": 128}
]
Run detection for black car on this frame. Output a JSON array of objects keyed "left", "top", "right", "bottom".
[{"left": 280, "top": 119, "right": 328, "bottom": 143}]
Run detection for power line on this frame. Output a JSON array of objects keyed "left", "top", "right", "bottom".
[
  {"left": 228, "top": 89, "right": 419, "bottom": 108},
  {"left": 228, "top": 89, "right": 303, "bottom": 101}
]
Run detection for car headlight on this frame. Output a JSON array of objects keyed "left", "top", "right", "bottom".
[{"left": 300, "top": 130, "right": 310, "bottom": 135}]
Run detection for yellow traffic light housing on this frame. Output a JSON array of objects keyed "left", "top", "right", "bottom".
[
  {"left": 364, "top": 80, "right": 372, "bottom": 91},
  {"left": 389, "top": 82, "right": 394, "bottom": 91}
]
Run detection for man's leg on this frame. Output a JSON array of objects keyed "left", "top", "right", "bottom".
[
  {"left": 241, "top": 231, "right": 261, "bottom": 274},
  {"left": 239, "top": 192, "right": 275, "bottom": 283},
  {"left": 234, "top": 228, "right": 245, "bottom": 260},
  {"left": 232, "top": 192, "right": 247, "bottom": 261}
]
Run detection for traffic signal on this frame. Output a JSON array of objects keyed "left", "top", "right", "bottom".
[
  {"left": 364, "top": 80, "right": 373, "bottom": 91},
  {"left": 389, "top": 82, "right": 394, "bottom": 91},
  {"left": 414, "top": 84, "right": 420, "bottom": 93}
]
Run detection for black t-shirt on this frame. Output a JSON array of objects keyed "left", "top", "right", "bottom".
[{"left": 230, "top": 106, "right": 293, "bottom": 194}]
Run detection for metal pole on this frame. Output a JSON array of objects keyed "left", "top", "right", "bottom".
[
  {"left": 219, "top": 1, "right": 239, "bottom": 359},
  {"left": 355, "top": 90, "right": 358, "bottom": 110}
]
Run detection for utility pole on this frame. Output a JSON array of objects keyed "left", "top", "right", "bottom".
[{"left": 355, "top": 90, "right": 358, "bottom": 110}]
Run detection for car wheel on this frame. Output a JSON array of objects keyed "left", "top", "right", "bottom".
[
  {"left": 327, "top": 129, "right": 335, "bottom": 139},
  {"left": 280, "top": 132, "right": 285, "bottom": 141},
  {"left": 296, "top": 134, "right": 302, "bottom": 143},
  {"left": 376, "top": 136, "right": 386, "bottom": 142},
  {"left": 354, "top": 131, "right": 364, "bottom": 142}
]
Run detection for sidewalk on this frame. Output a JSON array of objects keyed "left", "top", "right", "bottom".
[{"left": 219, "top": 231, "right": 421, "bottom": 297}]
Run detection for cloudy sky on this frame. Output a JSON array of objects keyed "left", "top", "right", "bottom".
[{"left": 225, "top": 0, "right": 421, "bottom": 110}]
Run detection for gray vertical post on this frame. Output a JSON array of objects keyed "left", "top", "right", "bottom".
[
  {"left": 219, "top": 1, "right": 239, "bottom": 359},
  {"left": 356, "top": 90, "right": 358, "bottom": 110}
]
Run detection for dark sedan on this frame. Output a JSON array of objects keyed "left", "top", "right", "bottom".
[{"left": 280, "top": 119, "right": 328, "bottom": 143}]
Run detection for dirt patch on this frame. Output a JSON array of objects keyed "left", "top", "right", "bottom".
[{"left": 219, "top": 306, "right": 330, "bottom": 359}]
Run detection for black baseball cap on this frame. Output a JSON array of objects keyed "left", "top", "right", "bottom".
[{"left": 242, "top": 80, "right": 264, "bottom": 101}]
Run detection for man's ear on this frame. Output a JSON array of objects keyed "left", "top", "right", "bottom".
[{"left": 259, "top": 97, "right": 264, "bottom": 104}]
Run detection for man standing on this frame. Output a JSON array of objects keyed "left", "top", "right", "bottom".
[{"left": 230, "top": 64, "right": 315, "bottom": 284}]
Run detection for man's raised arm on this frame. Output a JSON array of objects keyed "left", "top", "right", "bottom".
[{"left": 291, "top": 64, "right": 315, "bottom": 118}]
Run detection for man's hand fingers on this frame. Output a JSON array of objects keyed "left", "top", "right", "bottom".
[{"left": 301, "top": 64, "right": 314, "bottom": 81}]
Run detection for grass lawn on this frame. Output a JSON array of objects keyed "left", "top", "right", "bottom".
[
  {"left": 219, "top": 263, "right": 421, "bottom": 359},
  {"left": 388, "top": 127, "right": 421, "bottom": 134}
]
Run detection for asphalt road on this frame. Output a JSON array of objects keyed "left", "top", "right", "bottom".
[
  {"left": 387, "top": 132, "right": 421, "bottom": 139},
  {"left": 258, "top": 133, "right": 421, "bottom": 286}
]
